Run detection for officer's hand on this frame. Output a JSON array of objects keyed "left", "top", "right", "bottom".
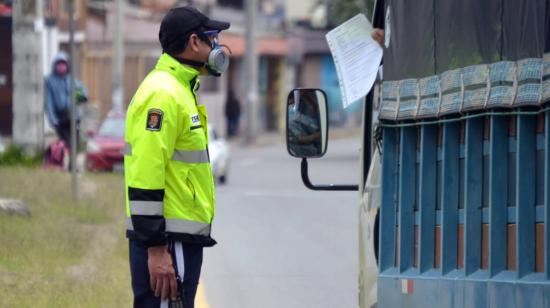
[
  {"left": 372, "top": 28, "right": 385, "bottom": 47},
  {"left": 148, "top": 245, "right": 178, "bottom": 301}
]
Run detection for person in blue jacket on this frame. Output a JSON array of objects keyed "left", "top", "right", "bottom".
[{"left": 45, "top": 51, "right": 88, "bottom": 147}]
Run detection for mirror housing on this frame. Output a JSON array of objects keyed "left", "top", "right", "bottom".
[{"left": 286, "top": 88, "right": 329, "bottom": 158}]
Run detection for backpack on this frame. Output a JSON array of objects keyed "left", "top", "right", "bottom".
[{"left": 43, "top": 140, "right": 68, "bottom": 169}]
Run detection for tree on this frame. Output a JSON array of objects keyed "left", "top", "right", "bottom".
[{"left": 322, "top": 0, "right": 376, "bottom": 28}]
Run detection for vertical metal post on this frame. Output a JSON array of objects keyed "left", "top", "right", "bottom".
[
  {"left": 441, "top": 122, "right": 460, "bottom": 274},
  {"left": 244, "top": 0, "right": 258, "bottom": 144},
  {"left": 489, "top": 116, "right": 508, "bottom": 276},
  {"left": 419, "top": 125, "right": 437, "bottom": 272},
  {"left": 516, "top": 114, "right": 536, "bottom": 278},
  {"left": 379, "top": 127, "right": 398, "bottom": 272},
  {"left": 112, "top": 0, "right": 125, "bottom": 112},
  {"left": 545, "top": 111, "right": 550, "bottom": 279},
  {"left": 398, "top": 127, "right": 416, "bottom": 272},
  {"left": 68, "top": 0, "right": 77, "bottom": 204},
  {"left": 464, "top": 117, "right": 483, "bottom": 275},
  {"left": 364, "top": 90, "right": 374, "bottom": 177}
]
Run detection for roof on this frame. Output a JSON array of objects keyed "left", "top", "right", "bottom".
[{"left": 86, "top": 10, "right": 290, "bottom": 57}]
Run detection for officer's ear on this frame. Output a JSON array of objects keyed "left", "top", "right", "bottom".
[{"left": 187, "top": 34, "right": 202, "bottom": 53}]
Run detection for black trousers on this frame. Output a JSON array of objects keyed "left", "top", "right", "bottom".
[
  {"left": 129, "top": 240, "right": 204, "bottom": 308},
  {"left": 54, "top": 121, "right": 80, "bottom": 149},
  {"left": 55, "top": 122, "right": 71, "bottom": 146},
  {"left": 226, "top": 116, "right": 239, "bottom": 137}
]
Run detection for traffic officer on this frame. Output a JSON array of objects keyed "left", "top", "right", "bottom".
[{"left": 124, "top": 6, "right": 231, "bottom": 308}]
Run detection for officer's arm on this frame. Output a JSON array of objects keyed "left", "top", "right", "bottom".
[{"left": 127, "top": 91, "right": 179, "bottom": 247}]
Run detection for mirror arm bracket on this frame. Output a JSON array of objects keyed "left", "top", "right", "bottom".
[{"left": 301, "top": 158, "right": 359, "bottom": 191}]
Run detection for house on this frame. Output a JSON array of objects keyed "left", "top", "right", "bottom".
[
  {"left": 285, "top": 0, "right": 365, "bottom": 126},
  {"left": 0, "top": 0, "right": 346, "bottom": 138},
  {"left": 83, "top": 0, "right": 291, "bottom": 135},
  {"left": 0, "top": 0, "right": 89, "bottom": 138}
]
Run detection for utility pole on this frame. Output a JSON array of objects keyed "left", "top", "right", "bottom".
[
  {"left": 244, "top": 0, "right": 258, "bottom": 144},
  {"left": 112, "top": 0, "right": 125, "bottom": 113},
  {"left": 67, "top": 0, "right": 77, "bottom": 204},
  {"left": 12, "top": 0, "right": 44, "bottom": 155}
]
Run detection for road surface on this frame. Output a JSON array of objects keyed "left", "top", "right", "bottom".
[{"left": 201, "top": 135, "right": 362, "bottom": 308}]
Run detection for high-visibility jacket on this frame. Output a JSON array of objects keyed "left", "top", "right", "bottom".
[{"left": 124, "top": 53, "right": 216, "bottom": 247}]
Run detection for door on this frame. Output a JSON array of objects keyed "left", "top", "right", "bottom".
[{"left": 0, "top": 16, "right": 12, "bottom": 136}]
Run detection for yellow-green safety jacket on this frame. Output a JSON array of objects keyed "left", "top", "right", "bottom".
[{"left": 124, "top": 53, "right": 216, "bottom": 247}]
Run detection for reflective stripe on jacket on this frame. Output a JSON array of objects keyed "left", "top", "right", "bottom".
[{"left": 124, "top": 53, "right": 216, "bottom": 247}]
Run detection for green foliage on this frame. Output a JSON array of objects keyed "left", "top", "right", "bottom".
[
  {"left": 324, "top": 0, "right": 376, "bottom": 28},
  {"left": 0, "top": 144, "right": 43, "bottom": 166}
]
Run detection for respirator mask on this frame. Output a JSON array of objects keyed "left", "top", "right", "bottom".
[
  {"left": 177, "top": 30, "right": 232, "bottom": 77},
  {"left": 203, "top": 30, "right": 232, "bottom": 76}
]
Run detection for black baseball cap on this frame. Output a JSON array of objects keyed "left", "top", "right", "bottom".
[{"left": 159, "top": 6, "right": 230, "bottom": 51}]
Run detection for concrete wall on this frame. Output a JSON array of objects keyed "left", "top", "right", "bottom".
[
  {"left": 12, "top": 0, "right": 44, "bottom": 153},
  {"left": 299, "top": 55, "right": 322, "bottom": 88}
]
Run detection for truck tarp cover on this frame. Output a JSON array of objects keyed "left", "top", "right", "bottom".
[{"left": 381, "top": 0, "right": 550, "bottom": 81}]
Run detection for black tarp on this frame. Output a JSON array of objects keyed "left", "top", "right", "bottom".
[
  {"left": 384, "top": 0, "right": 435, "bottom": 79},
  {"left": 377, "top": 0, "right": 550, "bottom": 81},
  {"left": 502, "top": 0, "right": 547, "bottom": 60},
  {"left": 435, "top": 0, "right": 501, "bottom": 72}
]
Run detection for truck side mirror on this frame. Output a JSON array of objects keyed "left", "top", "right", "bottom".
[{"left": 286, "top": 88, "right": 328, "bottom": 158}]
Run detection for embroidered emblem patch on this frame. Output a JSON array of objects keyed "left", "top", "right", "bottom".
[{"left": 146, "top": 109, "right": 164, "bottom": 131}]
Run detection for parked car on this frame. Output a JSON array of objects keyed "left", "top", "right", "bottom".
[
  {"left": 86, "top": 115, "right": 229, "bottom": 179},
  {"left": 208, "top": 125, "right": 230, "bottom": 184},
  {"left": 86, "top": 112, "right": 125, "bottom": 172}
]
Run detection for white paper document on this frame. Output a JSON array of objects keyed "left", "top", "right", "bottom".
[{"left": 326, "top": 14, "right": 383, "bottom": 109}]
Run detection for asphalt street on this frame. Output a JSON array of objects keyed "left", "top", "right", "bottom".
[{"left": 201, "top": 134, "right": 362, "bottom": 308}]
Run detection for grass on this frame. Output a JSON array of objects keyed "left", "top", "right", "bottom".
[{"left": 0, "top": 167, "right": 132, "bottom": 307}]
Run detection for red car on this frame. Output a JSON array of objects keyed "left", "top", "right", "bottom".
[{"left": 85, "top": 112, "right": 126, "bottom": 172}]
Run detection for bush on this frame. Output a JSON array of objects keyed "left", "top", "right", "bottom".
[{"left": 0, "top": 144, "right": 43, "bottom": 166}]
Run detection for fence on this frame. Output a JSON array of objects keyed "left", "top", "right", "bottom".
[
  {"left": 81, "top": 51, "right": 158, "bottom": 120},
  {"left": 377, "top": 54, "right": 550, "bottom": 307}
]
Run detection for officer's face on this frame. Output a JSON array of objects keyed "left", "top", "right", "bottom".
[{"left": 186, "top": 33, "right": 213, "bottom": 74}]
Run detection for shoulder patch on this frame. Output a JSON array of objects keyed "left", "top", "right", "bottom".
[
  {"left": 146, "top": 109, "right": 164, "bottom": 131},
  {"left": 190, "top": 114, "right": 201, "bottom": 125}
]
